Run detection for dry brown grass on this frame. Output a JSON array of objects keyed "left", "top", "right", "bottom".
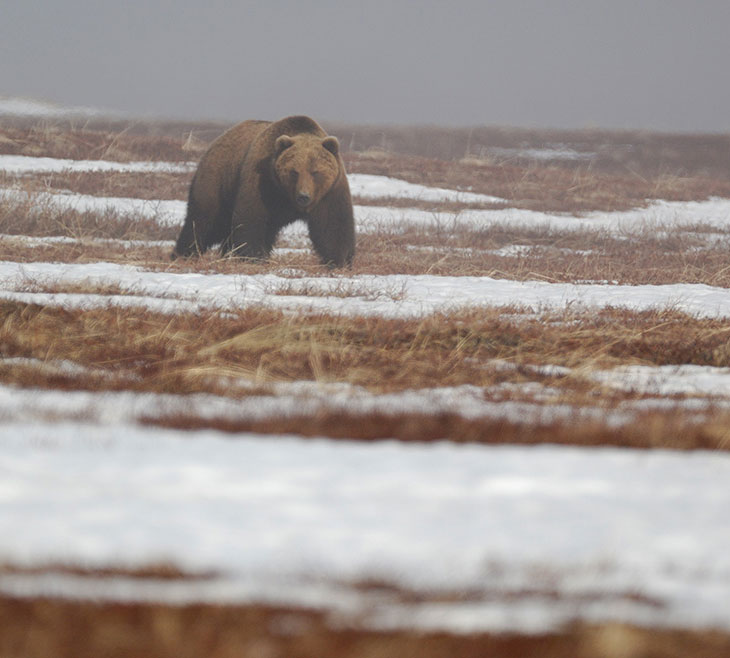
[
  {"left": 3, "top": 300, "right": 730, "bottom": 449},
  {"left": 2, "top": 594, "right": 729, "bottom": 658},
  {"left": 15, "top": 151, "right": 723, "bottom": 214},
  {"left": 6, "top": 115, "right": 729, "bottom": 177},
  {"left": 0, "top": 563, "right": 216, "bottom": 582},
  {"left": 2, "top": 123, "right": 730, "bottom": 441},
  {"left": 5, "top": 301, "right": 730, "bottom": 393},
  {"left": 261, "top": 277, "right": 407, "bottom": 300},
  {"left": 0, "top": 121, "right": 206, "bottom": 162},
  {"left": 330, "top": 121, "right": 730, "bottom": 177},
  {"left": 0, "top": 236, "right": 171, "bottom": 266},
  {"left": 5, "top": 209, "right": 730, "bottom": 287},
  {"left": 0, "top": 169, "right": 192, "bottom": 201},
  {"left": 0, "top": 189, "right": 177, "bottom": 242},
  {"left": 343, "top": 151, "right": 730, "bottom": 213},
  {"left": 144, "top": 407, "right": 730, "bottom": 452},
  {"left": 352, "top": 227, "right": 730, "bottom": 284},
  {"left": 3, "top": 120, "right": 730, "bottom": 215}
]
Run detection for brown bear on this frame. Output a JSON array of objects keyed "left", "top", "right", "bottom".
[{"left": 171, "top": 115, "right": 355, "bottom": 267}]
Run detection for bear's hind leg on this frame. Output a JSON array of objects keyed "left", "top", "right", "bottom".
[
  {"left": 171, "top": 196, "right": 211, "bottom": 259},
  {"left": 171, "top": 217, "right": 201, "bottom": 258}
]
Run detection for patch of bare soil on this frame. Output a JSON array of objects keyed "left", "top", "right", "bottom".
[{"left": 1, "top": 595, "right": 729, "bottom": 658}]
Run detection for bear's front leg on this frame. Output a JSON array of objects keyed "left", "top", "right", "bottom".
[
  {"left": 307, "top": 193, "right": 355, "bottom": 268},
  {"left": 226, "top": 193, "right": 275, "bottom": 260}
]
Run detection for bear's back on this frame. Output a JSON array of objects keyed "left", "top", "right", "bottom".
[
  {"left": 193, "top": 120, "right": 270, "bottom": 205},
  {"left": 270, "top": 115, "right": 326, "bottom": 138}
]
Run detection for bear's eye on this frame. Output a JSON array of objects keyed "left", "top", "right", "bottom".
[{"left": 289, "top": 170, "right": 299, "bottom": 183}]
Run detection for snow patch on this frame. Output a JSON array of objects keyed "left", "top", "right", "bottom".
[
  {"left": 592, "top": 364, "right": 730, "bottom": 397},
  {"left": 1, "top": 424, "right": 729, "bottom": 633},
  {"left": 348, "top": 173, "right": 505, "bottom": 204},
  {"left": 0, "top": 154, "right": 194, "bottom": 174},
  {"left": 3, "top": 260, "right": 730, "bottom": 319}
]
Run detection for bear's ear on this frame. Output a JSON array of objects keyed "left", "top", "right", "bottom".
[
  {"left": 275, "top": 135, "right": 294, "bottom": 156},
  {"left": 322, "top": 136, "right": 339, "bottom": 156}
]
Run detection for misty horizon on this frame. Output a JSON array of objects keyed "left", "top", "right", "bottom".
[{"left": 2, "top": 1, "right": 729, "bottom": 133}]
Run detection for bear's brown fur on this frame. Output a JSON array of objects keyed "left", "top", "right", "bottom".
[{"left": 172, "top": 115, "right": 355, "bottom": 267}]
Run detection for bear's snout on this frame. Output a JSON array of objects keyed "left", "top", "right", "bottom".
[{"left": 296, "top": 192, "right": 312, "bottom": 208}]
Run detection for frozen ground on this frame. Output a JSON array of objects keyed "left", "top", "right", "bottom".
[
  {"left": 2, "top": 424, "right": 730, "bottom": 634},
  {"left": 2, "top": 260, "right": 730, "bottom": 319},
  {"left": 5, "top": 186, "right": 730, "bottom": 235},
  {"left": 347, "top": 172, "right": 505, "bottom": 204},
  {"left": 2, "top": 149, "right": 730, "bottom": 634},
  {"left": 1, "top": 154, "right": 498, "bottom": 202},
  {"left": 4, "top": 155, "right": 730, "bottom": 236},
  {"left": 0, "top": 154, "right": 194, "bottom": 174}
]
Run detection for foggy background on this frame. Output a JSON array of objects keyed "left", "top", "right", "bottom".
[{"left": 2, "top": 0, "right": 729, "bottom": 132}]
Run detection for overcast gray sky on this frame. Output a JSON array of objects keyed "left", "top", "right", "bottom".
[{"left": 2, "top": 0, "right": 729, "bottom": 131}]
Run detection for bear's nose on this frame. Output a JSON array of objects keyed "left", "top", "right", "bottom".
[{"left": 296, "top": 192, "right": 311, "bottom": 208}]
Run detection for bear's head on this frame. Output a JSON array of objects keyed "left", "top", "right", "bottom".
[{"left": 274, "top": 133, "right": 341, "bottom": 211}]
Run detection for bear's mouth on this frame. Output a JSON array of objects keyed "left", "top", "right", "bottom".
[{"left": 295, "top": 192, "right": 313, "bottom": 210}]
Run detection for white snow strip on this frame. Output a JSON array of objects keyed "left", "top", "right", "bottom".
[
  {"left": 1, "top": 424, "right": 729, "bottom": 633},
  {"left": 494, "top": 360, "right": 730, "bottom": 399},
  {"left": 356, "top": 197, "right": 730, "bottom": 235},
  {"left": 0, "top": 187, "right": 187, "bottom": 226},
  {"left": 4, "top": 175, "right": 730, "bottom": 236},
  {"left": 2, "top": 187, "right": 730, "bottom": 237},
  {"left": 0, "top": 154, "right": 499, "bottom": 203},
  {"left": 1, "top": 363, "right": 726, "bottom": 433},
  {"left": 3, "top": 260, "right": 730, "bottom": 319},
  {"left": 347, "top": 173, "right": 505, "bottom": 204},
  {"left": 0, "top": 154, "right": 195, "bottom": 174},
  {"left": 0, "top": 381, "right": 615, "bottom": 428},
  {"left": 488, "top": 145, "right": 594, "bottom": 161},
  {"left": 592, "top": 364, "right": 730, "bottom": 397},
  {"left": 0, "top": 357, "right": 96, "bottom": 378},
  {"left": 0, "top": 290, "right": 202, "bottom": 315},
  {"left": 2, "top": 151, "right": 730, "bottom": 238},
  {"left": 0, "top": 233, "right": 172, "bottom": 250}
]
